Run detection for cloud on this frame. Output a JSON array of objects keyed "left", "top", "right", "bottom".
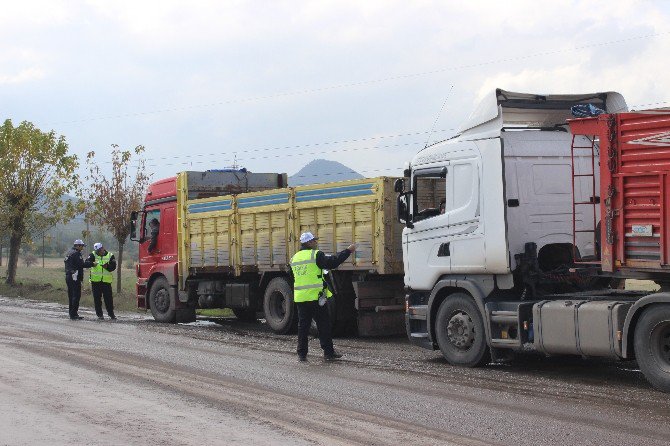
[
  {"left": 1, "top": 0, "right": 669, "bottom": 182},
  {"left": 0, "top": 67, "right": 45, "bottom": 85}
]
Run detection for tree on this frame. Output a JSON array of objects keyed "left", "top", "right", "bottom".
[
  {"left": 84, "top": 145, "right": 150, "bottom": 293},
  {"left": 0, "top": 119, "right": 80, "bottom": 285}
]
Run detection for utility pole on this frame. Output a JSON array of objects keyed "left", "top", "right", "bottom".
[{"left": 85, "top": 219, "right": 91, "bottom": 249}]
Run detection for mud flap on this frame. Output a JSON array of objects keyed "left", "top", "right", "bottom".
[
  {"left": 176, "top": 308, "right": 196, "bottom": 323},
  {"left": 170, "top": 286, "right": 196, "bottom": 323},
  {"left": 354, "top": 279, "right": 406, "bottom": 336}
]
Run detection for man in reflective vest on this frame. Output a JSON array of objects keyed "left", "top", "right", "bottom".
[
  {"left": 87, "top": 242, "right": 117, "bottom": 320},
  {"left": 290, "top": 231, "right": 356, "bottom": 362}
]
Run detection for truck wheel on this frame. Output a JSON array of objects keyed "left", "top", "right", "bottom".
[
  {"left": 149, "top": 277, "right": 176, "bottom": 323},
  {"left": 263, "top": 277, "right": 297, "bottom": 334},
  {"left": 634, "top": 304, "right": 670, "bottom": 392},
  {"left": 434, "top": 293, "right": 490, "bottom": 367},
  {"left": 233, "top": 308, "right": 258, "bottom": 322}
]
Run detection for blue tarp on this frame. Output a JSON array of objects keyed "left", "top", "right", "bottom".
[{"left": 571, "top": 104, "right": 606, "bottom": 118}]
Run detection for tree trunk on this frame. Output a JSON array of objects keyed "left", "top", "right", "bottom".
[
  {"left": 6, "top": 224, "right": 25, "bottom": 285},
  {"left": 117, "top": 240, "right": 124, "bottom": 294},
  {"left": 0, "top": 243, "right": 3, "bottom": 267}
]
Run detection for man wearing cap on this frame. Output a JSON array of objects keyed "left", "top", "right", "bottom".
[
  {"left": 64, "top": 240, "right": 96, "bottom": 320},
  {"left": 87, "top": 242, "right": 117, "bottom": 320},
  {"left": 147, "top": 218, "right": 160, "bottom": 254},
  {"left": 290, "top": 231, "right": 356, "bottom": 362}
]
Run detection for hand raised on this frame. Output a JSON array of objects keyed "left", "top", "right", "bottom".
[{"left": 347, "top": 243, "right": 357, "bottom": 252}]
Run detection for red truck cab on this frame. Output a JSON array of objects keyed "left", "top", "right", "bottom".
[{"left": 132, "top": 176, "right": 185, "bottom": 321}]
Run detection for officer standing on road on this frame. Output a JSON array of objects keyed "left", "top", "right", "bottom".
[
  {"left": 87, "top": 242, "right": 117, "bottom": 320},
  {"left": 290, "top": 232, "right": 356, "bottom": 362},
  {"left": 64, "top": 240, "right": 95, "bottom": 320}
]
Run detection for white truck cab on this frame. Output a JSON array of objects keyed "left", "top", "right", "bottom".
[{"left": 400, "top": 89, "right": 627, "bottom": 364}]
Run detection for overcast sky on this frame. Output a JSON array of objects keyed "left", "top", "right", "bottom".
[{"left": 2, "top": 0, "right": 669, "bottom": 184}]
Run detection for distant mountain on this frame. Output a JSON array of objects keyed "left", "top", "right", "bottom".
[{"left": 289, "top": 159, "right": 363, "bottom": 186}]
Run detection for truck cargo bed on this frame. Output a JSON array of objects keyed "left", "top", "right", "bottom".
[{"left": 178, "top": 177, "right": 404, "bottom": 282}]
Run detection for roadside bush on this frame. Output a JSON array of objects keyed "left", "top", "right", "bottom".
[{"left": 24, "top": 254, "right": 38, "bottom": 267}]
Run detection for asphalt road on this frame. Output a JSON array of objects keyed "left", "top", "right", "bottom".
[{"left": 1, "top": 297, "right": 669, "bottom": 446}]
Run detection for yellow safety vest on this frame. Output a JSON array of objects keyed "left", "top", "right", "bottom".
[
  {"left": 290, "top": 249, "right": 330, "bottom": 303},
  {"left": 90, "top": 252, "right": 113, "bottom": 283}
]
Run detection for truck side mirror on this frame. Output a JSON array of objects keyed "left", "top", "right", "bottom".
[
  {"left": 129, "top": 211, "right": 138, "bottom": 241},
  {"left": 397, "top": 193, "right": 413, "bottom": 228},
  {"left": 394, "top": 178, "right": 405, "bottom": 193}
]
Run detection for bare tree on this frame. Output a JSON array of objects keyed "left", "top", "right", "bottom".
[
  {"left": 0, "top": 119, "right": 80, "bottom": 285},
  {"left": 84, "top": 145, "right": 150, "bottom": 293}
]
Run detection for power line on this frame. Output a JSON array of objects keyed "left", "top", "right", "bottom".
[
  {"left": 631, "top": 100, "right": 670, "bottom": 109},
  {"left": 147, "top": 140, "right": 440, "bottom": 168},
  {"left": 291, "top": 167, "right": 401, "bottom": 180},
  {"left": 49, "top": 30, "right": 670, "bottom": 126},
  {"left": 96, "top": 95, "right": 670, "bottom": 168},
  {"left": 101, "top": 127, "right": 457, "bottom": 166},
  {"left": 144, "top": 127, "right": 456, "bottom": 162}
]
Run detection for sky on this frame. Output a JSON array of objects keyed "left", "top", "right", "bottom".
[{"left": 2, "top": 0, "right": 670, "bottom": 185}]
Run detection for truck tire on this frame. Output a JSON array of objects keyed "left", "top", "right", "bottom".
[
  {"left": 149, "top": 276, "right": 176, "bottom": 323},
  {"left": 434, "top": 293, "right": 490, "bottom": 367},
  {"left": 634, "top": 304, "right": 670, "bottom": 392},
  {"left": 233, "top": 308, "right": 258, "bottom": 322},
  {"left": 263, "top": 277, "right": 298, "bottom": 334}
]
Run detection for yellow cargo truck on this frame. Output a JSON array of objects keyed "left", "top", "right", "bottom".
[{"left": 132, "top": 170, "right": 405, "bottom": 336}]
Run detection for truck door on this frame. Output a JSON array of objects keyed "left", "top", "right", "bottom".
[
  {"left": 404, "top": 165, "right": 449, "bottom": 290},
  {"left": 443, "top": 157, "right": 484, "bottom": 273}
]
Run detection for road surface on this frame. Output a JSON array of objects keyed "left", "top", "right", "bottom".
[{"left": 1, "top": 297, "right": 669, "bottom": 446}]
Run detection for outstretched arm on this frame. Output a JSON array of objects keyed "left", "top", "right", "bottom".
[{"left": 315, "top": 247, "right": 354, "bottom": 270}]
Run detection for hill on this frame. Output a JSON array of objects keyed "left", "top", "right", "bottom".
[{"left": 289, "top": 159, "right": 363, "bottom": 186}]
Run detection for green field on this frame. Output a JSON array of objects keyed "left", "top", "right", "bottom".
[
  {"left": 0, "top": 257, "right": 233, "bottom": 317},
  {"left": 0, "top": 257, "right": 140, "bottom": 312}
]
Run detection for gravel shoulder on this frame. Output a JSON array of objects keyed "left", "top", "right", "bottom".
[{"left": 1, "top": 297, "right": 669, "bottom": 446}]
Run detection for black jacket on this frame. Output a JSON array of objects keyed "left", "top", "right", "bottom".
[
  {"left": 64, "top": 248, "right": 94, "bottom": 282},
  {"left": 289, "top": 248, "right": 351, "bottom": 292},
  {"left": 289, "top": 248, "right": 351, "bottom": 276},
  {"left": 148, "top": 228, "right": 159, "bottom": 253},
  {"left": 314, "top": 249, "right": 351, "bottom": 270},
  {"left": 86, "top": 251, "right": 117, "bottom": 273}
]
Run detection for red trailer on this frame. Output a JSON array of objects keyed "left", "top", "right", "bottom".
[{"left": 569, "top": 110, "right": 670, "bottom": 276}]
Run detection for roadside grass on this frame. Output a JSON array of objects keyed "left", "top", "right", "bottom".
[
  {"left": 197, "top": 308, "right": 234, "bottom": 317},
  {"left": 0, "top": 259, "right": 141, "bottom": 313},
  {"left": 625, "top": 279, "right": 660, "bottom": 292},
  {"left": 0, "top": 257, "right": 233, "bottom": 317}
]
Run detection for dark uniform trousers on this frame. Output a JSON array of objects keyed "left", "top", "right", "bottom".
[
  {"left": 91, "top": 281, "right": 115, "bottom": 318},
  {"left": 296, "top": 301, "right": 335, "bottom": 357},
  {"left": 66, "top": 276, "right": 82, "bottom": 319}
]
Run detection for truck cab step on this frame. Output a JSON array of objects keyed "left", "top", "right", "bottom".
[
  {"left": 490, "top": 338, "right": 522, "bottom": 348},
  {"left": 410, "top": 332, "right": 429, "bottom": 339},
  {"left": 489, "top": 310, "right": 518, "bottom": 324}
]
